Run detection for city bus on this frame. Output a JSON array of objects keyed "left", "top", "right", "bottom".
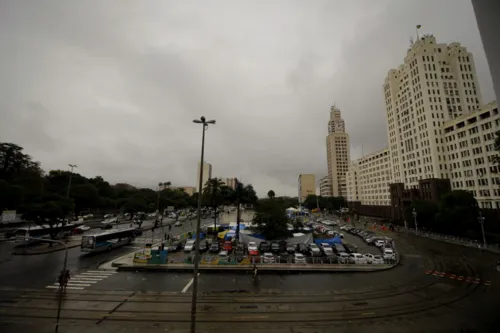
[
  {"left": 15, "top": 223, "right": 76, "bottom": 244},
  {"left": 81, "top": 228, "right": 136, "bottom": 253}
]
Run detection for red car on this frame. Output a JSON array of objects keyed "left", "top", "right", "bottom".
[
  {"left": 223, "top": 241, "right": 233, "bottom": 252},
  {"left": 247, "top": 241, "right": 259, "bottom": 256}
]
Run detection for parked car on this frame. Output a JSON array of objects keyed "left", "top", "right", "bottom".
[
  {"left": 286, "top": 243, "right": 296, "bottom": 254},
  {"left": 363, "top": 253, "right": 376, "bottom": 264},
  {"left": 198, "top": 240, "right": 209, "bottom": 252},
  {"left": 293, "top": 253, "right": 306, "bottom": 264},
  {"left": 370, "top": 254, "right": 384, "bottom": 264},
  {"left": 349, "top": 253, "right": 368, "bottom": 264},
  {"left": 333, "top": 243, "right": 347, "bottom": 254},
  {"left": 259, "top": 241, "right": 271, "bottom": 252},
  {"left": 338, "top": 252, "right": 350, "bottom": 264},
  {"left": 234, "top": 244, "right": 245, "bottom": 257},
  {"left": 262, "top": 252, "right": 275, "bottom": 263},
  {"left": 375, "top": 239, "right": 387, "bottom": 248},
  {"left": 320, "top": 243, "right": 333, "bottom": 255},
  {"left": 383, "top": 248, "right": 396, "bottom": 261},
  {"left": 343, "top": 243, "right": 358, "bottom": 254},
  {"left": 218, "top": 250, "right": 229, "bottom": 262},
  {"left": 309, "top": 243, "right": 322, "bottom": 256},
  {"left": 167, "top": 241, "right": 184, "bottom": 252},
  {"left": 209, "top": 242, "right": 220, "bottom": 253},
  {"left": 248, "top": 242, "right": 259, "bottom": 256},
  {"left": 74, "top": 225, "right": 91, "bottom": 234},
  {"left": 184, "top": 240, "right": 196, "bottom": 252},
  {"left": 223, "top": 241, "right": 233, "bottom": 253},
  {"left": 174, "top": 221, "right": 182, "bottom": 227},
  {"left": 270, "top": 241, "right": 281, "bottom": 254},
  {"left": 296, "top": 243, "right": 311, "bottom": 255}
]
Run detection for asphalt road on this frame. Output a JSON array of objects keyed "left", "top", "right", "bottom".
[
  {"left": 1, "top": 215, "right": 500, "bottom": 332},
  {"left": 0, "top": 216, "right": 215, "bottom": 290}
]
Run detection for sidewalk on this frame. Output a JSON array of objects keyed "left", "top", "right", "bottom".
[
  {"left": 105, "top": 251, "right": 395, "bottom": 273},
  {"left": 12, "top": 236, "right": 82, "bottom": 255}
]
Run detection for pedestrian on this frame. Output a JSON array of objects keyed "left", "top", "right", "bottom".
[{"left": 169, "top": 225, "right": 172, "bottom": 232}]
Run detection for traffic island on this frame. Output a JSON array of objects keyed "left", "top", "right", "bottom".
[{"left": 12, "top": 237, "right": 82, "bottom": 255}]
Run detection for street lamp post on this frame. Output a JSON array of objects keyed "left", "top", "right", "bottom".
[
  {"left": 412, "top": 208, "right": 418, "bottom": 233},
  {"left": 478, "top": 210, "right": 487, "bottom": 248},
  {"left": 25, "top": 237, "right": 68, "bottom": 333},
  {"left": 191, "top": 116, "right": 215, "bottom": 333},
  {"left": 66, "top": 164, "right": 77, "bottom": 198}
]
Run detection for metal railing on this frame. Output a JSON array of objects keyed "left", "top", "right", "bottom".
[{"left": 400, "top": 227, "right": 500, "bottom": 253}]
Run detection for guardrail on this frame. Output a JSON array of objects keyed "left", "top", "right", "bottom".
[{"left": 399, "top": 227, "right": 500, "bottom": 253}]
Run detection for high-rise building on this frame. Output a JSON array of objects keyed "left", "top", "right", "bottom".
[
  {"left": 326, "top": 106, "right": 351, "bottom": 197},
  {"left": 196, "top": 161, "right": 212, "bottom": 192},
  {"left": 298, "top": 174, "right": 316, "bottom": 203},
  {"left": 384, "top": 34, "right": 482, "bottom": 188},
  {"left": 357, "top": 148, "right": 392, "bottom": 205},
  {"left": 319, "top": 176, "right": 333, "bottom": 197},
  {"left": 346, "top": 162, "right": 359, "bottom": 202},
  {"left": 221, "top": 177, "right": 237, "bottom": 190},
  {"left": 442, "top": 101, "right": 500, "bottom": 208}
]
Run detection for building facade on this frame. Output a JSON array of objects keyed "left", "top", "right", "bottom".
[
  {"left": 298, "top": 174, "right": 316, "bottom": 203},
  {"left": 319, "top": 176, "right": 333, "bottom": 197},
  {"left": 196, "top": 161, "right": 212, "bottom": 193},
  {"left": 221, "top": 177, "right": 237, "bottom": 190},
  {"left": 384, "top": 34, "right": 482, "bottom": 188},
  {"left": 357, "top": 148, "right": 392, "bottom": 206},
  {"left": 442, "top": 101, "right": 500, "bottom": 208},
  {"left": 326, "top": 106, "right": 350, "bottom": 197},
  {"left": 346, "top": 162, "right": 359, "bottom": 202}
]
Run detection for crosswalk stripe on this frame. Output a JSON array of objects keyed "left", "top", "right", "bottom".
[
  {"left": 72, "top": 277, "right": 103, "bottom": 281},
  {"left": 70, "top": 279, "right": 98, "bottom": 283},
  {"left": 85, "top": 270, "right": 116, "bottom": 274},
  {"left": 46, "top": 286, "right": 84, "bottom": 290},
  {"left": 79, "top": 273, "right": 111, "bottom": 278},
  {"left": 67, "top": 282, "right": 91, "bottom": 287}
]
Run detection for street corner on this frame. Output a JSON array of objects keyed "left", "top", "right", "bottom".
[{"left": 11, "top": 239, "right": 82, "bottom": 255}]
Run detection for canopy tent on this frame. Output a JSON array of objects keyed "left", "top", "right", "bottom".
[
  {"left": 230, "top": 223, "right": 246, "bottom": 231},
  {"left": 217, "top": 230, "right": 229, "bottom": 239},
  {"left": 314, "top": 236, "right": 342, "bottom": 246},
  {"left": 191, "top": 232, "right": 206, "bottom": 240},
  {"left": 286, "top": 207, "right": 298, "bottom": 212}
]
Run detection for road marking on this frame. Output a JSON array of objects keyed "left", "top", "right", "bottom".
[
  {"left": 46, "top": 286, "right": 84, "bottom": 290},
  {"left": 484, "top": 281, "right": 491, "bottom": 286},
  {"left": 232, "top": 315, "right": 269, "bottom": 319},
  {"left": 85, "top": 270, "right": 116, "bottom": 274},
  {"left": 457, "top": 276, "right": 464, "bottom": 281},
  {"left": 72, "top": 276, "right": 103, "bottom": 281},
  {"left": 181, "top": 273, "right": 200, "bottom": 293},
  {"left": 425, "top": 270, "right": 432, "bottom": 275},
  {"left": 79, "top": 274, "right": 111, "bottom": 278}
]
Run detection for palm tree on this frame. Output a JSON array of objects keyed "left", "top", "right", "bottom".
[
  {"left": 267, "top": 190, "right": 276, "bottom": 199},
  {"left": 203, "top": 178, "right": 225, "bottom": 236}
]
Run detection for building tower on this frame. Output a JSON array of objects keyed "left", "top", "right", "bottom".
[
  {"left": 298, "top": 174, "right": 316, "bottom": 203},
  {"left": 383, "top": 33, "right": 482, "bottom": 187},
  {"left": 196, "top": 162, "right": 212, "bottom": 193},
  {"left": 326, "top": 106, "right": 351, "bottom": 197}
]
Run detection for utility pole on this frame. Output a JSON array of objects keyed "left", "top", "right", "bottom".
[
  {"left": 412, "top": 208, "right": 418, "bottom": 233},
  {"left": 66, "top": 164, "right": 77, "bottom": 198},
  {"left": 191, "top": 116, "right": 215, "bottom": 333},
  {"left": 478, "top": 210, "right": 487, "bottom": 248}
]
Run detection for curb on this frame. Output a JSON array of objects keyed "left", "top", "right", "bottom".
[
  {"left": 114, "top": 263, "right": 396, "bottom": 273},
  {"left": 12, "top": 242, "right": 81, "bottom": 255}
]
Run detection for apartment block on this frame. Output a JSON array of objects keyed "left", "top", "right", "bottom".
[
  {"left": 442, "top": 101, "right": 500, "bottom": 208},
  {"left": 326, "top": 106, "right": 351, "bottom": 197},
  {"left": 319, "top": 176, "right": 333, "bottom": 197},
  {"left": 221, "top": 177, "right": 237, "bottom": 190},
  {"left": 384, "top": 34, "right": 482, "bottom": 188},
  {"left": 346, "top": 162, "right": 359, "bottom": 202},
  {"left": 357, "top": 148, "right": 392, "bottom": 205},
  {"left": 196, "top": 161, "right": 212, "bottom": 192},
  {"left": 298, "top": 174, "right": 316, "bottom": 203}
]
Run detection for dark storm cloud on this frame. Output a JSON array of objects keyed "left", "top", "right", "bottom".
[{"left": 0, "top": 0, "right": 494, "bottom": 196}]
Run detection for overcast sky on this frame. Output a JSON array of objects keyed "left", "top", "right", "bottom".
[{"left": 0, "top": 0, "right": 495, "bottom": 197}]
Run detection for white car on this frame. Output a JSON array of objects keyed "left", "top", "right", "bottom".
[
  {"left": 383, "top": 249, "right": 396, "bottom": 260},
  {"left": 371, "top": 255, "right": 384, "bottom": 264},
  {"left": 262, "top": 252, "right": 275, "bottom": 263},
  {"left": 76, "top": 225, "right": 91, "bottom": 232},
  {"left": 363, "top": 253, "right": 376, "bottom": 264},
  {"left": 218, "top": 250, "right": 229, "bottom": 262},
  {"left": 375, "top": 239, "right": 387, "bottom": 248},
  {"left": 294, "top": 253, "right": 306, "bottom": 264},
  {"left": 174, "top": 221, "right": 182, "bottom": 226},
  {"left": 340, "top": 225, "right": 348, "bottom": 231},
  {"left": 349, "top": 253, "right": 368, "bottom": 264},
  {"left": 338, "top": 252, "right": 350, "bottom": 264},
  {"left": 184, "top": 240, "right": 196, "bottom": 252}
]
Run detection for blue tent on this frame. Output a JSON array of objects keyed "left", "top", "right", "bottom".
[
  {"left": 191, "top": 232, "right": 206, "bottom": 240},
  {"left": 314, "top": 236, "right": 342, "bottom": 246},
  {"left": 231, "top": 223, "right": 246, "bottom": 231}
]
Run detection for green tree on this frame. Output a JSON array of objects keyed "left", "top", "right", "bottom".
[
  {"left": 0, "top": 143, "right": 41, "bottom": 181},
  {"left": 405, "top": 200, "right": 439, "bottom": 230},
  {"left": 203, "top": 178, "right": 225, "bottom": 233},
  {"left": 21, "top": 194, "right": 74, "bottom": 241},
  {"left": 253, "top": 198, "right": 290, "bottom": 240},
  {"left": 435, "top": 190, "right": 478, "bottom": 237},
  {"left": 267, "top": 190, "right": 276, "bottom": 199},
  {"left": 70, "top": 183, "right": 100, "bottom": 214}
]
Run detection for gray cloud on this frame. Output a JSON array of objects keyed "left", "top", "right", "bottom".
[{"left": 0, "top": 0, "right": 494, "bottom": 197}]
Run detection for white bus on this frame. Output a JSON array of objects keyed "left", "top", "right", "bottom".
[
  {"left": 15, "top": 223, "right": 76, "bottom": 244},
  {"left": 81, "top": 228, "right": 136, "bottom": 253}
]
